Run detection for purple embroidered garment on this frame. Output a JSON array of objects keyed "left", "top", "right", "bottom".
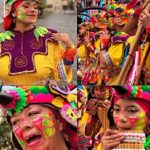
[
  {"left": 0, "top": 27, "right": 57, "bottom": 75},
  {"left": 111, "top": 34, "right": 129, "bottom": 44}
]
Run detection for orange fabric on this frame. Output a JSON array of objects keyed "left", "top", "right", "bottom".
[{"left": 63, "top": 48, "right": 76, "bottom": 62}]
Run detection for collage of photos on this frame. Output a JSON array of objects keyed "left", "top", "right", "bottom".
[
  {"left": 0, "top": 0, "right": 150, "bottom": 150},
  {"left": 77, "top": 0, "right": 150, "bottom": 150}
]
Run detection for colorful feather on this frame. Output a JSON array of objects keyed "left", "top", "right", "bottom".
[
  {"left": 34, "top": 26, "right": 48, "bottom": 40},
  {"left": 0, "top": 31, "right": 14, "bottom": 43}
]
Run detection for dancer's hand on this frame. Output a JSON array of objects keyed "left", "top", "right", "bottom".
[
  {"left": 88, "top": 99, "right": 98, "bottom": 116},
  {"left": 52, "top": 33, "right": 74, "bottom": 48},
  {"left": 101, "top": 129, "right": 124, "bottom": 150},
  {"left": 139, "top": 10, "right": 150, "bottom": 28}
]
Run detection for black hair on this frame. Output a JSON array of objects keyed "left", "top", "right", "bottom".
[{"left": 112, "top": 86, "right": 128, "bottom": 95}]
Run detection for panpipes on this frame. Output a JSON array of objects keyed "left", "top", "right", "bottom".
[
  {"left": 98, "top": 107, "right": 110, "bottom": 130},
  {"left": 112, "top": 130, "right": 145, "bottom": 150}
]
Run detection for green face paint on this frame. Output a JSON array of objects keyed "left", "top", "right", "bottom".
[
  {"left": 42, "top": 114, "right": 57, "bottom": 138},
  {"left": 19, "top": 139, "right": 25, "bottom": 148},
  {"left": 13, "top": 126, "right": 26, "bottom": 149},
  {"left": 17, "top": 7, "right": 27, "bottom": 20},
  {"left": 132, "top": 111, "right": 147, "bottom": 130},
  {"left": 32, "top": 113, "right": 57, "bottom": 139}
]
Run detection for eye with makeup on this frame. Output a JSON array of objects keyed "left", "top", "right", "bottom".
[
  {"left": 22, "top": 3, "right": 38, "bottom": 10},
  {"left": 126, "top": 108, "right": 139, "bottom": 115},
  {"left": 22, "top": 5, "right": 29, "bottom": 9},
  {"left": 113, "top": 107, "right": 120, "bottom": 114},
  {"left": 28, "top": 110, "right": 41, "bottom": 117}
]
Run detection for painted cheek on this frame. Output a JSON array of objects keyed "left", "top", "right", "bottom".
[
  {"left": 25, "top": 9, "right": 30, "bottom": 14},
  {"left": 114, "top": 116, "right": 119, "bottom": 124},
  {"left": 32, "top": 113, "right": 57, "bottom": 138},
  {"left": 128, "top": 117, "right": 138, "bottom": 128},
  {"left": 17, "top": 8, "right": 26, "bottom": 20},
  {"left": 13, "top": 126, "right": 25, "bottom": 149},
  {"left": 32, "top": 116, "right": 43, "bottom": 131},
  {"left": 133, "top": 112, "right": 147, "bottom": 130},
  {"left": 113, "top": 109, "right": 126, "bottom": 124},
  {"left": 42, "top": 115, "right": 56, "bottom": 138}
]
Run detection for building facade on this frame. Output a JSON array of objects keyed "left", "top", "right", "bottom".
[{"left": 45, "top": 0, "right": 76, "bottom": 12}]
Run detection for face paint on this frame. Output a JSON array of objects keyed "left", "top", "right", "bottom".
[
  {"left": 113, "top": 109, "right": 128, "bottom": 125},
  {"left": 114, "top": 116, "right": 119, "bottom": 124},
  {"left": 42, "top": 115, "right": 56, "bottom": 138},
  {"left": 13, "top": 111, "right": 57, "bottom": 149},
  {"left": 13, "top": 126, "right": 25, "bottom": 149},
  {"left": 17, "top": 7, "right": 27, "bottom": 20},
  {"left": 131, "top": 111, "right": 148, "bottom": 130},
  {"left": 32, "top": 112, "right": 57, "bottom": 138}
]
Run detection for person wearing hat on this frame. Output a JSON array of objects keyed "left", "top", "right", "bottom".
[
  {"left": 99, "top": 4, "right": 135, "bottom": 85},
  {"left": 100, "top": 86, "right": 150, "bottom": 150},
  {"left": 78, "top": 86, "right": 111, "bottom": 149},
  {"left": 0, "top": 0, "right": 76, "bottom": 85},
  {"left": 0, "top": 85, "right": 78, "bottom": 150}
]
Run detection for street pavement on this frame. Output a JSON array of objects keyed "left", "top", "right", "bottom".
[{"left": 0, "top": 11, "right": 77, "bottom": 85}]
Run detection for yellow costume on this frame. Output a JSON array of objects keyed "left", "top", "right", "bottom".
[{"left": 0, "top": 27, "right": 72, "bottom": 85}]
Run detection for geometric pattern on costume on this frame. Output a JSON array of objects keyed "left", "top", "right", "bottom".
[{"left": 0, "top": 27, "right": 57, "bottom": 75}]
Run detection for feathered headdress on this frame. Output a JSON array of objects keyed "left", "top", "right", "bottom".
[
  {"left": 106, "top": 4, "right": 134, "bottom": 25},
  {"left": 112, "top": 86, "right": 150, "bottom": 117}
]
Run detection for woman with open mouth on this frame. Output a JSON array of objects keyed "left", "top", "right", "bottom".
[
  {"left": 0, "top": 0, "right": 76, "bottom": 85},
  {"left": 0, "top": 85, "right": 78, "bottom": 150}
]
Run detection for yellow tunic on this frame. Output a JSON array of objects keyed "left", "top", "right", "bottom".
[{"left": 0, "top": 41, "right": 72, "bottom": 85}]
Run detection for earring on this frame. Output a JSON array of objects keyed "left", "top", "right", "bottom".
[{"left": 12, "top": 13, "right": 15, "bottom": 17}]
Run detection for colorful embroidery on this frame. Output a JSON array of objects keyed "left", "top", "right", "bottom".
[
  {"left": 57, "top": 59, "right": 67, "bottom": 81},
  {"left": 30, "top": 38, "right": 43, "bottom": 49},
  {"left": 3, "top": 40, "right": 15, "bottom": 51},
  {"left": 0, "top": 27, "right": 49, "bottom": 74},
  {"left": 103, "top": 52, "right": 114, "bottom": 68}
]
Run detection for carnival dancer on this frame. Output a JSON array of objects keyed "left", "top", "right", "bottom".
[
  {"left": 0, "top": 85, "right": 77, "bottom": 150},
  {"left": 77, "top": 11, "right": 108, "bottom": 86},
  {"left": 78, "top": 86, "right": 111, "bottom": 148},
  {"left": 100, "top": 4, "right": 135, "bottom": 85},
  {"left": 100, "top": 86, "right": 150, "bottom": 150},
  {"left": 0, "top": 0, "right": 76, "bottom": 85}
]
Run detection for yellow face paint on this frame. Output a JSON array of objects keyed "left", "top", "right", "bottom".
[
  {"left": 131, "top": 111, "right": 148, "bottom": 130},
  {"left": 32, "top": 113, "right": 57, "bottom": 138},
  {"left": 42, "top": 114, "right": 57, "bottom": 138},
  {"left": 43, "top": 127, "right": 56, "bottom": 138},
  {"left": 17, "top": 7, "right": 27, "bottom": 20}
]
